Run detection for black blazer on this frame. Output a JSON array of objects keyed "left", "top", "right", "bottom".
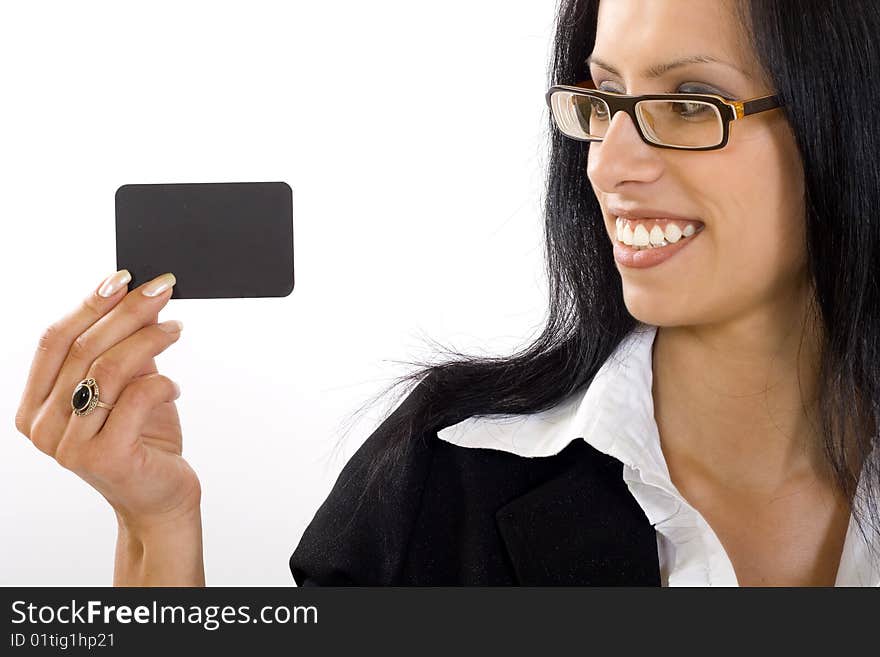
[{"left": 289, "top": 386, "right": 661, "bottom": 586}]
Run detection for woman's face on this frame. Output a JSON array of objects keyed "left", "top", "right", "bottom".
[{"left": 586, "top": 0, "right": 806, "bottom": 328}]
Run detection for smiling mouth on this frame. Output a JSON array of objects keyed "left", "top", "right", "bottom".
[{"left": 613, "top": 217, "right": 706, "bottom": 249}]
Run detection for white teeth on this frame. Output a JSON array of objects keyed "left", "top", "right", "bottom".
[
  {"left": 632, "top": 224, "right": 650, "bottom": 247},
  {"left": 649, "top": 225, "right": 665, "bottom": 246},
  {"left": 665, "top": 223, "right": 682, "bottom": 243},
  {"left": 614, "top": 217, "right": 700, "bottom": 249}
]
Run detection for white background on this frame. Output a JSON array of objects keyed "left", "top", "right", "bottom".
[{"left": 1, "top": 0, "right": 557, "bottom": 585}]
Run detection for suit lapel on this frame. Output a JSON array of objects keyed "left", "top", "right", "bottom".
[{"left": 494, "top": 444, "right": 661, "bottom": 585}]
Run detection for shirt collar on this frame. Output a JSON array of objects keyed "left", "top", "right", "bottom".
[{"left": 437, "top": 321, "right": 679, "bottom": 494}]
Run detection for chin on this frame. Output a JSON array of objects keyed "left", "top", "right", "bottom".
[{"left": 621, "top": 288, "right": 694, "bottom": 328}]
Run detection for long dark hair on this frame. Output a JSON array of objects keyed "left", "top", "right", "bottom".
[{"left": 334, "top": 0, "right": 880, "bottom": 563}]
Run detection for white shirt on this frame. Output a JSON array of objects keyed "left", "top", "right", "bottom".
[{"left": 437, "top": 322, "right": 880, "bottom": 586}]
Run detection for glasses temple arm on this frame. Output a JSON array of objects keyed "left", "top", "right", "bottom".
[{"left": 740, "top": 95, "right": 782, "bottom": 117}]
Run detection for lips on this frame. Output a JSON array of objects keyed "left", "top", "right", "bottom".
[{"left": 607, "top": 206, "right": 705, "bottom": 227}]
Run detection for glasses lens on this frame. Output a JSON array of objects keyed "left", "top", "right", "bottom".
[
  {"left": 549, "top": 91, "right": 726, "bottom": 148},
  {"left": 636, "top": 99, "right": 723, "bottom": 148},
  {"left": 549, "top": 90, "right": 610, "bottom": 140}
]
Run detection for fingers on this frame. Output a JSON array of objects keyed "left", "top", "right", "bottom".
[
  {"left": 57, "top": 275, "right": 177, "bottom": 432},
  {"left": 61, "top": 320, "right": 184, "bottom": 445},
  {"left": 29, "top": 319, "right": 182, "bottom": 458},
  {"left": 15, "top": 269, "right": 132, "bottom": 436},
  {"left": 48, "top": 272, "right": 177, "bottom": 423},
  {"left": 16, "top": 270, "right": 178, "bottom": 457}
]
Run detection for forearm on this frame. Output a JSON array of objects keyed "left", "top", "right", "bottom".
[{"left": 113, "top": 509, "right": 206, "bottom": 586}]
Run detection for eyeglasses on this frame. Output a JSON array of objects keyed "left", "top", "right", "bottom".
[{"left": 545, "top": 79, "right": 783, "bottom": 151}]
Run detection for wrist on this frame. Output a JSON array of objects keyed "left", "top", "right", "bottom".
[
  {"left": 114, "top": 506, "right": 205, "bottom": 587},
  {"left": 115, "top": 501, "right": 202, "bottom": 542}
]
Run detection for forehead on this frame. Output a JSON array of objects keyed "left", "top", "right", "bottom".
[{"left": 593, "top": 0, "right": 747, "bottom": 74}]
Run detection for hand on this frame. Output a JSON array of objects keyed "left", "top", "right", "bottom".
[{"left": 15, "top": 270, "right": 200, "bottom": 535}]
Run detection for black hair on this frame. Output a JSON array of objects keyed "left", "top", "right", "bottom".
[{"left": 333, "top": 0, "right": 880, "bottom": 567}]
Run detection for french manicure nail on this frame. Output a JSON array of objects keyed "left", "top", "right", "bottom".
[
  {"left": 142, "top": 273, "right": 177, "bottom": 297},
  {"left": 98, "top": 269, "right": 132, "bottom": 298},
  {"left": 158, "top": 320, "right": 184, "bottom": 333}
]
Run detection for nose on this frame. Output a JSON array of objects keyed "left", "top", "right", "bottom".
[{"left": 587, "top": 109, "right": 665, "bottom": 192}]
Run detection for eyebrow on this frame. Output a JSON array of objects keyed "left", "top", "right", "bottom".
[{"left": 586, "top": 53, "right": 748, "bottom": 79}]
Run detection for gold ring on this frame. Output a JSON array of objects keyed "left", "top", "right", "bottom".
[{"left": 71, "top": 377, "right": 116, "bottom": 416}]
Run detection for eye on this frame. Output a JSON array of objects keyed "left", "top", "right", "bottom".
[{"left": 590, "top": 97, "right": 609, "bottom": 119}]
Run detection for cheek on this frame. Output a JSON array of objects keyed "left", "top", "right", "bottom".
[
  {"left": 722, "top": 113, "right": 806, "bottom": 243},
  {"left": 698, "top": 140, "right": 807, "bottom": 304}
]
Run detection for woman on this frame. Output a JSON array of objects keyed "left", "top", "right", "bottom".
[{"left": 15, "top": 0, "right": 880, "bottom": 586}]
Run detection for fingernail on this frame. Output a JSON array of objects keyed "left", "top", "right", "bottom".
[
  {"left": 142, "top": 273, "right": 176, "bottom": 297},
  {"left": 98, "top": 269, "right": 132, "bottom": 298},
  {"left": 172, "top": 380, "right": 181, "bottom": 397},
  {"left": 158, "top": 319, "right": 184, "bottom": 333}
]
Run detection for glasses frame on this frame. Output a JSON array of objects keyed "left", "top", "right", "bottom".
[{"left": 545, "top": 79, "right": 783, "bottom": 151}]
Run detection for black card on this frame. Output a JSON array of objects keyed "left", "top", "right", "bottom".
[{"left": 115, "top": 181, "right": 294, "bottom": 299}]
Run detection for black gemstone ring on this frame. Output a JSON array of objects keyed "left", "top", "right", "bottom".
[{"left": 71, "top": 378, "right": 116, "bottom": 416}]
